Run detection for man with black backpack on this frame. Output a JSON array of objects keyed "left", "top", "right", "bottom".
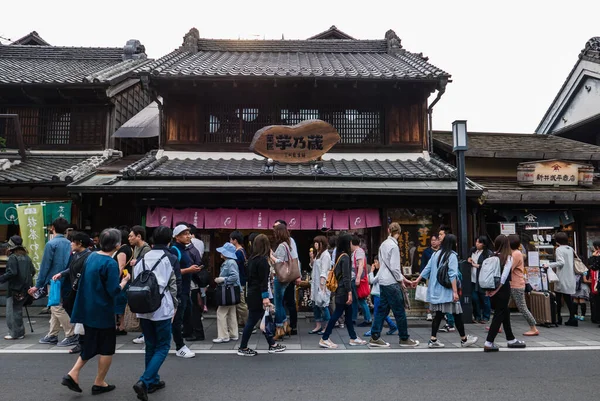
[{"left": 131, "top": 226, "right": 179, "bottom": 401}]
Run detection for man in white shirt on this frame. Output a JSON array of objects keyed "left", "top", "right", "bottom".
[{"left": 369, "top": 223, "right": 420, "bottom": 349}]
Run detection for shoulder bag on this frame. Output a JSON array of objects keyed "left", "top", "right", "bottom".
[
  {"left": 573, "top": 251, "right": 588, "bottom": 275},
  {"left": 436, "top": 254, "right": 453, "bottom": 289},
  {"left": 355, "top": 252, "right": 371, "bottom": 299},
  {"left": 274, "top": 243, "right": 300, "bottom": 283}
]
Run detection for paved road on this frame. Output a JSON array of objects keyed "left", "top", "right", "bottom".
[{"left": 1, "top": 351, "right": 590, "bottom": 401}]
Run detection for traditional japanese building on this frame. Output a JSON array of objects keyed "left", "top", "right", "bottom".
[
  {"left": 0, "top": 37, "right": 154, "bottom": 236},
  {"left": 70, "top": 26, "right": 483, "bottom": 286}
]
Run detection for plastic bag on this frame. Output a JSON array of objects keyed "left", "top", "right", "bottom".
[
  {"left": 260, "top": 307, "right": 276, "bottom": 336},
  {"left": 47, "top": 279, "right": 62, "bottom": 307},
  {"left": 74, "top": 323, "right": 85, "bottom": 335},
  {"left": 546, "top": 267, "right": 560, "bottom": 283},
  {"left": 415, "top": 284, "right": 428, "bottom": 302},
  {"left": 315, "top": 288, "right": 330, "bottom": 308}
]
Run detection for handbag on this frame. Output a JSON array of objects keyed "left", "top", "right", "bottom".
[
  {"left": 415, "top": 284, "right": 428, "bottom": 302},
  {"left": 355, "top": 253, "right": 371, "bottom": 299},
  {"left": 123, "top": 304, "right": 141, "bottom": 332},
  {"left": 573, "top": 251, "right": 588, "bottom": 275},
  {"left": 436, "top": 257, "right": 453, "bottom": 289},
  {"left": 215, "top": 284, "right": 241, "bottom": 306},
  {"left": 47, "top": 279, "right": 62, "bottom": 307},
  {"left": 274, "top": 243, "right": 300, "bottom": 283}
]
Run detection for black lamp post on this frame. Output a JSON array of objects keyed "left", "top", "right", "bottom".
[{"left": 452, "top": 120, "right": 472, "bottom": 321}]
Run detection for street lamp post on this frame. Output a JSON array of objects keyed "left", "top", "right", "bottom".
[{"left": 452, "top": 120, "right": 472, "bottom": 321}]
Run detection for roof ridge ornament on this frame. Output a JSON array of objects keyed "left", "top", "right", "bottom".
[
  {"left": 580, "top": 36, "right": 600, "bottom": 61},
  {"left": 385, "top": 29, "right": 403, "bottom": 54},
  {"left": 181, "top": 28, "right": 200, "bottom": 53},
  {"left": 122, "top": 39, "right": 147, "bottom": 60}
]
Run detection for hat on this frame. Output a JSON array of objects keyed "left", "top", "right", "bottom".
[
  {"left": 172, "top": 224, "right": 190, "bottom": 238},
  {"left": 216, "top": 242, "right": 237, "bottom": 259},
  {"left": 7, "top": 235, "right": 24, "bottom": 251}
]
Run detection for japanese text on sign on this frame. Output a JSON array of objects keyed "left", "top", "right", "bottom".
[{"left": 266, "top": 134, "right": 324, "bottom": 158}]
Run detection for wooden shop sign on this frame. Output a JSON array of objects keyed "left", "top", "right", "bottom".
[
  {"left": 249, "top": 119, "right": 340, "bottom": 164},
  {"left": 517, "top": 159, "right": 594, "bottom": 187}
]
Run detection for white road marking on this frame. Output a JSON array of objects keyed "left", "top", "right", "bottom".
[{"left": 0, "top": 346, "right": 599, "bottom": 354}]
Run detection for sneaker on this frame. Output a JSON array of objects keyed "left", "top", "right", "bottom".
[
  {"left": 368, "top": 337, "right": 390, "bottom": 348},
  {"left": 237, "top": 348, "right": 258, "bottom": 357},
  {"left": 349, "top": 337, "right": 367, "bottom": 346},
  {"left": 212, "top": 337, "right": 230, "bottom": 343},
  {"left": 438, "top": 325, "right": 455, "bottom": 333},
  {"left": 230, "top": 337, "right": 239, "bottom": 341},
  {"left": 39, "top": 335, "right": 58, "bottom": 345},
  {"left": 461, "top": 335, "right": 478, "bottom": 348},
  {"left": 133, "top": 336, "right": 145, "bottom": 344},
  {"left": 399, "top": 338, "right": 420, "bottom": 347},
  {"left": 364, "top": 330, "right": 372, "bottom": 337},
  {"left": 319, "top": 339, "right": 338, "bottom": 349},
  {"left": 428, "top": 339, "right": 445, "bottom": 348},
  {"left": 484, "top": 343, "right": 500, "bottom": 352},
  {"left": 4, "top": 335, "right": 24, "bottom": 340},
  {"left": 507, "top": 339, "right": 526, "bottom": 349},
  {"left": 426, "top": 313, "right": 433, "bottom": 321},
  {"left": 577, "top": 316, "right": 585, "bottom": 322},
  {"left": 57, "top": 335, "right": 79, "bottom": 347},
  {"left": 175, "top": 345, "right": 195, "bottom": 358},
  {"left": 268, "top": 344, "right": 287, "bottom": 353},
  {"left": 386, "top": 327, "right": 398, "bottom": 335}
]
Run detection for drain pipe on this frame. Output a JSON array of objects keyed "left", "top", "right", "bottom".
[{"left": 427, "top": 79, "right": 448, "bottom": 154}]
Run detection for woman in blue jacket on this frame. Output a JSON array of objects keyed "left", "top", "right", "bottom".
[{"left": 413, "top": 234, "right": 478, "bottom": 349}]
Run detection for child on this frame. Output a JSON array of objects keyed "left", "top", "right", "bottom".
[
  {"left": 212, "top": 242, "right": 241, "bottom": 343},
  {"left": 573, "top": 271, "right": 591, "bottom": 321},
  {"left": 0, "top": 236, "right": 36, "bottom": 340},
  {"left": 364, "top": 256, "right": 398, "bottom": 337}
]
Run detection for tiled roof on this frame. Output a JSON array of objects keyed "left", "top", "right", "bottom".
[
  {"left": 0, "top": 150, "right": 121, "bottom": 185},
  {"left": 139, "top": 28, "right": 449, "bottom": 81},
  {"left": 474, "top": 177, "right": 600, "bottom": 203},
  {"left": 0, "top": 43, "right": 151, "bottom": 85},
  {"left": 433, "top": 131, "right": 600, "bottom": 161},
  {"left": 119, "top": 152, "right": 458, "bottom": 181}
]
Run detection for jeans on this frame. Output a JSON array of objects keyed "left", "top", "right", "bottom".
[
  {"left": 240, "top": 307, "right": 275, "bottom": 349},
  {"left": 486, "top": 284, "right": 515, "bottom": 343},
  {"left": 6, "top": 296, "right": 26, "bottom": 338},
  {"left": 172, "top": 293, "right": 189, "bottom": 350},
  {"left": 139, "top": 319, "right": 172, "bottom": 388},
  {"left": 446, "top": 313, "right": 455, "bottom": 327},
  {"left": 472, "top": 287, "right": 491, "bottom": 321},
  {"left": 183, "top": 289, "right": 204, "bottom": 338},
  {"left": 321, "top": 301, "right": 356, "bottom": 341},
  {"left": 371, "top": 283, "right": 410, "bottom": 341},
  {"left": 372, "top": 295, "right": 396, "bottom": 330},
  {"left": 284, "top": 282, "right": 297, "bottom": 329},
  {"left": 313, "top": 305, "right": 331, "bottom": 323},
  {"left": 273, "top": 277, "right": 289, "bottom": 327}
]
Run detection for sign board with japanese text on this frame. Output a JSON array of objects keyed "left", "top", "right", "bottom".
[
  {"left": 517, "top": 159, "right": 594, "bottom": 187},
  {"left": 500, "top": 223, "right": 516, "bottom": 235},
  {"left": 16, "top": 204, "right": 45, "bottom": 271},
  {"left": 249, "top": 119, "right": 340, "bottom": 164}
]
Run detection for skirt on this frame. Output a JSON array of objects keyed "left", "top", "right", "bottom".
[
  {"left": 430, "top": 301, "right": 463, "bottom": 315},
  {"left": 80, "top": 326, "right": 116, "bottom": 361},
  {"left": 573, "top": 283, "right": 590, "bottom": 301}
]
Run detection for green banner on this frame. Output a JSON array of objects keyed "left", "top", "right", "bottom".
[
  {"left": 16, "top": 204, "right": 46, "bottom": 270},
  {"left": 0, "top": 201, "right": 71, "bottom": 225},
  {"left": 44, "top": 202, "right": 72, "bottom": 225},
  {"left": 0, "top": 203, "right": 19, "bottom": 225}
]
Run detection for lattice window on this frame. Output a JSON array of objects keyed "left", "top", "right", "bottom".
[{"left": 203, "top": 104, "right": 384, "bottom": 145}]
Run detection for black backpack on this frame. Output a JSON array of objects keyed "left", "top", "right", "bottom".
[{"left": 127, "top": 254, "right": 167, "bottom": 314}]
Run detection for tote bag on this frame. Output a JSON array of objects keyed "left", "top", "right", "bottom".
[
  {"left": 415, "top": 284, "right": 428, "bottom": 302},
  {"left": 274, "top": 243, "right": 300, "bottom": 283}
]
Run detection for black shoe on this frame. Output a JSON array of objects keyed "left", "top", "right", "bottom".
[
  {"left": 133, "top": 381, "right": 148, "bottom": 401},
  {"left": 565, "top": 318, "right": 579, "bottom": 327},
  {"left": 290, "top": 328, "right": 298, "bottom": 335},
  {"left": 91, "top": 384, "right": 116, "bottom": 395},
  {"left": 116, "top": 329, "right": 128, "bottom": 336},
  {"left": 357, "top": 321, "right": 373, "bottom": 327},
  {"left": 185, "top": 336, "right": 200, "bottom": 341},
  {"left": 61, "top": 374, "right": 82, "bottom": 393},
  {"left": 148, "top": 381, "right": 165, "bottom": 394}
]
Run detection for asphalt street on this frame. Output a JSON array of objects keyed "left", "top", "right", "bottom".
[{"left": 1, "top": 350, "right": 590, "bottom": 401}]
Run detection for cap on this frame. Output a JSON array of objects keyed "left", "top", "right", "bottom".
[{"left": 172, "top": 224, "right": 190, "bottom": 238}]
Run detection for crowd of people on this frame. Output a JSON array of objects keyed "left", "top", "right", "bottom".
[{"left": 2, "top": 217, "right": 599, "bottom": 399}]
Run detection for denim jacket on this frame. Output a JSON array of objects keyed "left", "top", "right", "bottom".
[
  {"left": 219, "top": 259, "right": 241, "bottom": 287},
  {"left": 36, "top": 234, "right": 71, "bottom": 289},
  {"left": 421, "top": 250, "right": 459, "bottom": 305}
]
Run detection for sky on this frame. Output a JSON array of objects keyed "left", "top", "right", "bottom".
[{"left": 2, "top": 0, "right": 599, "bottom": 134}]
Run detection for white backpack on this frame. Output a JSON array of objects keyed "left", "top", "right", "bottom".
[{"left": 478, "top": 256, "right": 501, "bottom": 291}]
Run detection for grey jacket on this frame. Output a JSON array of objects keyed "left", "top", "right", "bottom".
[{"left": 549, "top": 245, "right": 576, "bottom": 295}]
